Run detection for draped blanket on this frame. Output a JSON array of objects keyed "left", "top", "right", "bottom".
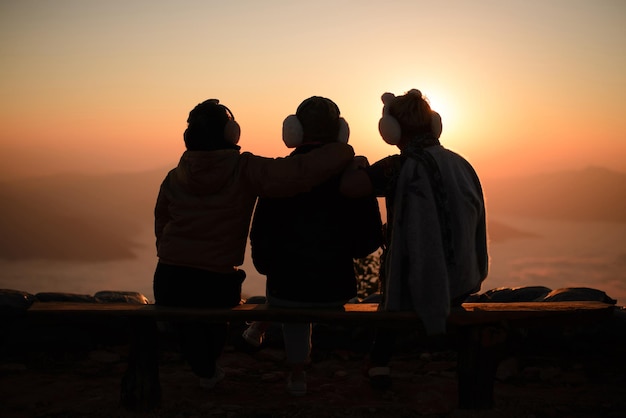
[{"left": 382, "top": 151, "right": 452, "bottom": 334}]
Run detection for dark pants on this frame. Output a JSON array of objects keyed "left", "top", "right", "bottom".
[{"left": 153, "top": 262, "right": 245, "bottom": 378}]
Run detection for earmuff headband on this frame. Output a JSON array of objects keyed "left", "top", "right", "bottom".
[
  {"left": 282, "top": 97, "right": 350, "bottom": 148},
  {"left": 212, "top": 99, "right": 241, "bottom": 145},
  {"left": 282, "top": 115, "right": 349, "bottom": 148},
  {"left": 378, "top": 91, "right": 442, "bottom": 145}
]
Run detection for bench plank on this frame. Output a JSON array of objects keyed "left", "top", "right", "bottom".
[{"left": 23, "top": 301, "right": 615, "bottom": 326}]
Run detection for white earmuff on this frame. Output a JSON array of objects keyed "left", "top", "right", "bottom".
[
  {"left": 220, "top": 104, "right": 241, "bottom": 144},
  {"left": 378, "top": 92, "right": 401, "bottom": 145},
  {"left": 224, "top": 119, "right": 241, "bottom": 144},
  {"left": 337, "top": 118, "right": 350, "bottom": 144},
  {"left": 282, "top": 114, "right": 303, "bottom": 148},
  {"left": 282, "top": 115, "right": 350, "bottom": 148},
  {"left": 431, "top": 111, "right": 442, "bottom": 139},
  {"left": 378, "top": 92, "right": 443, "bottom": 145},
  {"left": 378, "top": 114, "right": 402, "bottom": 145}
]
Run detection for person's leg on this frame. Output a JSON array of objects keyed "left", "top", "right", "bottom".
[
  {"left": 174, "top": 320, "right": 226, "bottom": 377},
  {"left": 370, "top": 326, "right": 396, "bottom": 366},
  {"left": 154, "top": 263, "right": 244, "bottom": 385},
  {"left": 366, "top": 282, "right": 396, "bottom": 389},
  {"left": 281, "top": 322, "right": 311, "bottom": 396},
  {"left": 189, "top": 269, "right": 244, "bottom": 383},
  {"left": 242, "top": 290, "right": 271, "bottom": 347},
  {"left": 368, "top": 326, "right": 395, "bottom": 389},
  {"left": 267, "top": 294, "right": 347, "bottom": 396}
]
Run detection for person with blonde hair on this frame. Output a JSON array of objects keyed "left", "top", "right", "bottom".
[{"left": 340, "top": 89, "right": 489, "bottom": 390}]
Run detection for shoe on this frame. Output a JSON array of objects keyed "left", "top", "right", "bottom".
[
  {"left": 242, "top": 324, "right": 265, "bottom": 347},
  {"left": 199, "top": 367, "right": 225, "bottom": 389},
  {"left": 286, "top": 372, "right": 307, "bottom": 396},
  {"left": 368, "top": 366, "right": 392, "bottom": 390}
]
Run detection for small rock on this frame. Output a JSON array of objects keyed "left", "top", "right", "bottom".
[{"left": 0, "top": 363, "right": 27, "bottom": 372}]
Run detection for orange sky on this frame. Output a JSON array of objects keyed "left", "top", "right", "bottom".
[{"left": 1, "top": 0, "right": 625, "bottom": 180}]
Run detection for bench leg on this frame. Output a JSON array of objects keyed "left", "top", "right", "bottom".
[
  {"left": 120, "top": 317, "right": 161, "bottom": 411},
  {"left": 456, "top": 324, "right": 507, "bottom": 410}
]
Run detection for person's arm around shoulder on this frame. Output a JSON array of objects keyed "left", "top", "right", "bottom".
[
  {"left": 245, "top": 142, "right": 354, "bottom": 197},
  {"left": 339, "top": 155, "right": 374, "bottom": 198}
]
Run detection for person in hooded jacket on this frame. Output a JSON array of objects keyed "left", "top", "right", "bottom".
[{"left": 153, "top": 98, "right": 355, "bottom": 390}]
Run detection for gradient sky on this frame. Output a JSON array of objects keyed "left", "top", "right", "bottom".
[{"left": 1, "top": 0, "right": 625, "bottom": 180}]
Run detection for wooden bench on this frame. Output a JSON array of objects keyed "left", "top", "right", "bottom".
[{"left": 16, "top": 301, "right": 618, "bottom": 411}]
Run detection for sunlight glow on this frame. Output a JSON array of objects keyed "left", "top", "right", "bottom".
[
  {"left": 421, "top": 88, "right": 459, "bottom": 141},
  {"left": 0, "top": 1, "right": 624, "bottom": 180}
]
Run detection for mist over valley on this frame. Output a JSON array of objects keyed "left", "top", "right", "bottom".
[{"left": 1, "top": 166, "right": 625, "bottom": 304}]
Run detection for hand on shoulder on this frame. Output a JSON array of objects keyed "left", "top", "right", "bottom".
[{"left": 351, "top": 155, "right": 370, "bottom": 169}]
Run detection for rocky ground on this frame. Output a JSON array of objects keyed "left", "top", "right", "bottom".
[{"left": 1, "top": 316, "right": 625, "bottom": 418}]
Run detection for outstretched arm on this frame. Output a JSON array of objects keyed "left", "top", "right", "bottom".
[
  {"left": 339, "top": 156, "right": 374, "bottom": 198},
  {"left": 245, "top": 143, "right": 354, "bottom": 198}
]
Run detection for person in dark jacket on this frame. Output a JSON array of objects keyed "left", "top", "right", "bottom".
[{"left": 248, "top": 96, "right": 383, "bottom": 396}]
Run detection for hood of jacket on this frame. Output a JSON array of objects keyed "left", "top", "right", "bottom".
[{"left": 175, "top": 149, "right": 240, "bottom": 195}]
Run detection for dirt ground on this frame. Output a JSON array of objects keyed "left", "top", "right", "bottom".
[{"left": 1, "top": 322, "right": 625, "bottom": 418}]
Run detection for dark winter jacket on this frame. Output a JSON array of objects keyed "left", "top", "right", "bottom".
[{"left": 250, "top": 144, "right": 383, "bottom": 303}]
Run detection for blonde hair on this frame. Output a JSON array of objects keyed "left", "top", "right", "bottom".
[{"left": 388, "top": 90, "right": 433, "bottom": 137}]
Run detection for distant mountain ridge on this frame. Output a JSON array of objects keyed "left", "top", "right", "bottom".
[
  {"left": 0, "top": 166, "right": 624, "bottom": 261},
  {"left": 0, "top": 168, "right": 167, "bottom": 261},
  {"left": 483, "top": 166, "right": 626, "bottom": 223}
]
